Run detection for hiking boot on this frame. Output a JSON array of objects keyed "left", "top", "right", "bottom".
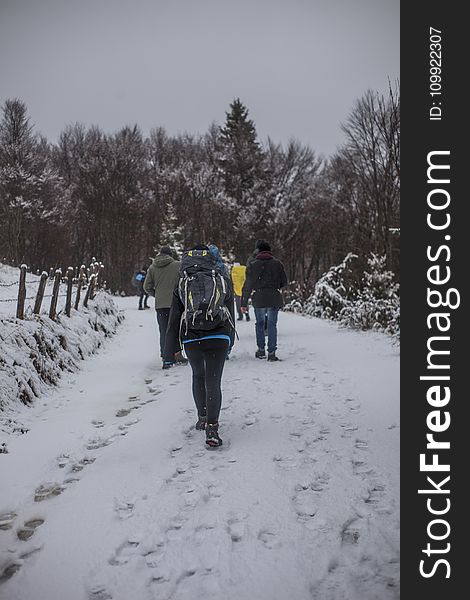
[
  {"left": 255, "top": 348, "right": 266, "bottom": 359},
  {"left": 174, "top": 351, "right": 188, "bottom": 365},
  {"left": 237, "top": 316, "right": 243, "bottom": 321},
  {"left": 162, "top": 361, "right": 175, "bottom": 370},
  {"left": 195, "top": 415, "right": 207, "bottom": 430},
  {"left": 206, "top": 423, "right": 223, "bottom": 447},
  {"left": 245, "top": 315, "right": 250, "bottom": 321},
  {"left": 267, "top": 352, "right": 279, "bottom": 362}
]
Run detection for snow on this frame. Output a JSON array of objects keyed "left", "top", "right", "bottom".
[
  {"left": 0, "top": 263, "right": 124, "bottom": 420},
  {"left": 0, "top": 297, "right": 399, "bottom": 599}
]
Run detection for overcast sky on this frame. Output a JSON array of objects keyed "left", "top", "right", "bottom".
[{"left": 0, "top": 0, "right": 399, "bottom": 157}]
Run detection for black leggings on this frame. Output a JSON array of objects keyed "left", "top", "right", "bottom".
[{"left": 184, "top": 338, "right": 229, "bottom": 424}]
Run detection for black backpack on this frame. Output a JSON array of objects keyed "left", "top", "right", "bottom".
[{"left": 179, "top": 249, "right": 230, "bottom": 332}]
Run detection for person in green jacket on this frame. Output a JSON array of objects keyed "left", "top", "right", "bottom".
[{"left": 144, "top": 246, "right": 183, "bottom": 364}]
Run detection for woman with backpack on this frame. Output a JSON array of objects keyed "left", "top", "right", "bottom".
[{"left": 163, "top": 245, "right": 236, "bottom": 447}]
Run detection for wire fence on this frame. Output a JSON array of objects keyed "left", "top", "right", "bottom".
[{"left": 0, "top": 259, "right": 105, "bottom": 320}]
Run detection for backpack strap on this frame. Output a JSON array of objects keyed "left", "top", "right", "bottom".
[
  {"left": 219, "top": 273, "right": 226, "bottom": 294},
  {"left": 207, "top": 269, "right": 217, "bottom": 321},
  {"left": 179, "top": 274, "right": 190, "bottom": 335}
]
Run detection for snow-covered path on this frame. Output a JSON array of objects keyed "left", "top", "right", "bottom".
[{"left": 0, "top": 298, "right": 399, "bottom": 600}]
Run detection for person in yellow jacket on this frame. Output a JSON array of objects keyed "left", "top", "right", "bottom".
[{"left": 231, "top": 263, "right": 250, "bottom": 321}]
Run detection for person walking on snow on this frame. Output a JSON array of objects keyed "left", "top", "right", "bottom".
[
  {"left": 207, "top": 243, "right": 229, "bottom": 278},
  {"left": 241, "top": 241, "right": 287, "bottom": 361},
  {"left": 144, "top": 246, "right": 185, "bottom": 365},
  {"left": 231, "top": 262, "right": 250, "bottom": 321},
  {"left": 133, "top": 266, "right": 150, "bottom": 310},
  {"left": 246, "top": 238, "right": 265, "bottom": 268},
  {"left": 164, "top": 245, "right": 236, "bottom": 447}
]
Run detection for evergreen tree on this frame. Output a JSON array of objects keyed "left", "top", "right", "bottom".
[
  {"left": 218, "top": 98, "right": 266, "bottom": 258},
  {"left": 218, "top": 98, "right": 264, "bottom": 201}
]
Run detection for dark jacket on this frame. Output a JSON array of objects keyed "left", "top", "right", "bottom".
[
  {"left": 241, "top": 251, "right": 288, "bottom": 308},
  {"left": 246, "top": 249, "right": 258, "bottom": 269},
  {"left": 144, "top": 254, "right": 181, "bottom": 309},
  {"left": 164, "top": 275, "right": 236, "bottom": 361}
]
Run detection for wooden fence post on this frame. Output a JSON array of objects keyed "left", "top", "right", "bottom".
[
  {"left": 49, "top": 269, "right": 62, "bottom": 320},
  {"left": 33, "top": 271, "right": 48, "bottom": 315},
  {"left": 65, "top": 266, "right": 74, "bottom": 317},
  {"left": 90, "top": 271, "right": 98, "bottom": 300},
  {"left": 83, "top": 273, "right": 96, "bottom": 308},
  {"left": 97, "top": 263, "right": 105, "bottom": 288},
  {"left": 74, "top": 265, "right": 86, "bottom": 310},
  {"left": 16, "top": 264, "right": 27, "bottom": 320}
]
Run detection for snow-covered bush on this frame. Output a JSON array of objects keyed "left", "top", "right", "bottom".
[
  {"left": 285, "top": 253, "right": 400, "bottom": 338},
  {"left": 340, "top": 254, "right": 400, "bottom": 335},
  {"left": 301, "top": 253, "right": 358, "bottom": 319}
]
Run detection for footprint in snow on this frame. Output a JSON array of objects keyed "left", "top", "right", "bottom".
[
  {"left": 57, "top": 453, "right": 70, "bottom": 468},
  {"left": 340, "top": 517, "right": 361, "bottom": 545},
  {"left": 243, "top": 414, "right": 258, "bottom": 428},
  {"left": 364, "top": 481, "right": 387, "bottom": 507},
  {"left": 166, "top": 464, "right": 192, "bottom": 485},
  {"left": 170, "top": 444, "right": 183, "bottom": 457},
  {"left": 69, "top": 457, "right": 96, "bottom": 473},
  {"left": 17, "top": 518, "right": 45, "bottom": 541},
  {"left": 0, "top": 546, "right": 42, "bottom": 583},
  {"left": 293, "top": 490, "right": 318, "bottom": 520},
  {"left": 34, "top": 482, "right": 66, "bottom": 502},
  {"left": 88, "top": 585, "right": 113, "bottom": 600},
  {"left": 144, "top": 546, "right": 165, "bottom": 568},
  {"left": 345, "top": 398, "right": 361, "bottom": 411},
  {"left": 258, "top": 527, "right": 281, "bottom": 549},
  {"left": 114, "top": 498, "right": 136, "bottom": 520},
  {"left": 118, "top": 417, "right": 141, "bottom": 430},
  {"left": 306, "top": 471, "right": 331, "bottom": 492},
  {"left": 340, "top": 422, "right": 358, "bottom": 438},
  {"left": 227, "top": 513, "right": 247, "bottom": 542},
  {"left": 86, "top": 436, "right": 114, "bottom": 450},
  {"left": 0, "top": 561, "right": 22, "bottom": 583},
  {"left": 355, "top": 439, "right": 368, "bottom": 450},
  {"left": 293, "top": 439, "right": 308, "bottom": 453},
  {"left": 109, "top": 539, "right": 141, "bottom": 566},
  {"left": 91, "top": 420, "right": 105, "bottom": 428},
  {"left": 0, "top": 511, "right": 17, "bottom": 530},
  {"left": 327, "top": 411, "right": 342, "bottom": 419},
  {"left": 115, "top": 408, "right": 132, "bottom": 418},
  {"left": 352, "top": 459, "right": 375, "bottom": 477},
  {"left": 273, "top": 454, "right": 298, "bottom": 470},
  {"left": 147, "top": 386, "right": 161, "bottom": 395}
]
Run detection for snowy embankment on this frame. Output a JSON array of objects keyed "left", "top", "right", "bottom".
[
  {"left": 0, "top": 263, "right": 124, "bottom": 430},
  {"left": 0, "top": 297, "right": 399, "bottom": 600}
]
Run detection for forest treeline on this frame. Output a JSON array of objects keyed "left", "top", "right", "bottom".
[{"left": 0, "top": 86, "right": 399, "bottom": 295}]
